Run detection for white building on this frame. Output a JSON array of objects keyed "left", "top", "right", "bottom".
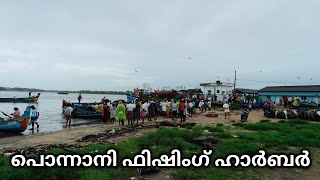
[{"left": 200, "top": 81, "right": 234, "bottom": 102}]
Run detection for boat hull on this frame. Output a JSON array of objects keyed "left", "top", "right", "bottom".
[
  {"left": 0, "top": 117, "right": 30, "bottom": 132},
  {"left": 0, "top": 94, "right": 40, "bottom": 103},
  {"left": 62, "top": 100, "right": 102, "bottom": 119},
  {"left": 72, "top": 113, "right": 102, "bottom": 119},
  {"left": 126, "top": 94, "right": 137, "bottom": 102}
]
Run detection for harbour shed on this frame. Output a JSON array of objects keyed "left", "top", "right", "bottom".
[{"left": 259, "top": 85, "right": 320, "bottom": 104}]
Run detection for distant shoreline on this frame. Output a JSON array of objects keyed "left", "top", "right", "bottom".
[{"left": 0, "top": 87, "right": 125, "bottom": 95}]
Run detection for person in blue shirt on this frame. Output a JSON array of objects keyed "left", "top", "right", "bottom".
[{"left": 30, "top": 105, "right": 39, "bottom": 130}]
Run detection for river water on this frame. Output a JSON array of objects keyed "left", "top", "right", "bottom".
[{"left": 0, "top": 91, "right": 125, "bottom": 135}]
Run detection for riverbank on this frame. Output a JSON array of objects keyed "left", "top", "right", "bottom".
[
  {"left": 1, "top": 111, "right": 320, "bottom": 179},
  {"left": 0, "top": 109, "right": 274, "bottom": 151}
]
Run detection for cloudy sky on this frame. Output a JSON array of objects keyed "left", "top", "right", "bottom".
[{"left": 0, "top": 0, "right": 319, "bottom": 91}]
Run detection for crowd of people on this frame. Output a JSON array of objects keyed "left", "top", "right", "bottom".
[{"left": 68, "top": 97, "right": 222, "bottom": 127}]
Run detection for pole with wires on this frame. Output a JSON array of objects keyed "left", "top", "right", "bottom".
[{"left": 233, "top": 70, "right": 236, "bottom": 97}]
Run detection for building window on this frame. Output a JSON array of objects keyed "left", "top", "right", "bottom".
[
  {"left": 208, "top": 90, "right": 212, "bottom": 95},
  {"left": 222, "top": 91, "right": 225, "bottom": 95},
  {"left": 217, "top": 90, "right": 220, "bottom": 94},
  {"left": 301, "top": 96, "right": 307, "bottom": 100}
]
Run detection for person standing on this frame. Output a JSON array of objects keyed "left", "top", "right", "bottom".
[
  {"left": 126, "top": 101, "right": 135, "bottom": 126},
  {"left": 207, "top": 99, "right": 212, "bottom": 111},
  {"left": 160, "top": 100, "right": 167, "bottom": 117},
  {"left": 11, "top": 107, "right": 21, "bottom": 118},
  {"left": 179, "top": 100, "right": 185, "bottom": 122},
  {"left": 102, "top": 104, "right": 110, "bottom": 123},
  {"left": 134, "top": 100, "right": 141, "bottom": 124},
  {"left": 116, "top": 101, "right": 126, "bottom": 126},
  {"left": 29, "top": 106, "right": 39, "bottom": 130},
  {"left": 288, "top": 96, "right": 293, "bottom": 108},
  {"left": 199, "top": 100, "right": 204, "bottom": 112},
  {"left": 64, "top": 104, "right": 73, "bottom": 127},
  {"left": 223, "top": 102, "right": 231, "bottom": 119},
  {"left": 188, "top": 101, "right": 194, "bottom": 117},
  {"left": 293, "top": 96, "right": 300, "bottom": 108},
  {"left": 148, "top": 101, "right": 157, "bottom": 121},
  {"left": 78, "top": 93, "right": 83, "bottom": 103},
  {"left": 110, "top": 104, "right": 116, "bottom": 123},
  {"left": 29, "top": 92, "right": 31, "bottom": 98},
  {"left": 183, "top": 99, "right": 188, "bottom": 120},
  {"left": 171, "top": 100, "right": 178, "bottom": 121}
]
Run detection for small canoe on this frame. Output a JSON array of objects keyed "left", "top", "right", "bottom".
[
  {"left": 0, "top": 116, "right": 30, "bottom": 132},
  {"left": 0, "top": 93, "right": 41, "bottom": 103}
]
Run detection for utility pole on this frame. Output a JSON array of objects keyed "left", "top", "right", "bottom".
[{"left": 233, "top": 70, "right": 237, "bottom": 96}]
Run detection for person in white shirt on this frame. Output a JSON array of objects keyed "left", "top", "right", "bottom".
[
  {"left": 223, "top": 102, "right": 231, "bottom": 119},
  {"left": 188, "top": 101, "right": 194, "bottom": 117},
  {"left": 208, "top": 100, "right": 212, "bottom": 111},
  {"left": 64, "top": 104, "right": 73, "bottom": 127},
  {"left": 126, "top": 101, "right": 136, "bottom": 125},
  {"left": 199, "top": 100, "right": 204, "bottom": 112},
  {"left": 161, "top": 101, "right": 167, "bottom": 116}
]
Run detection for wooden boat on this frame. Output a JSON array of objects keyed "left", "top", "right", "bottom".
[
  {"left": 57, "top": 91, "right": 69, "bottom": 95},
  {"left": 0, "top": 93, "right": 41, "bottom": 103},
  {"left": 62, "top": 100, "right": 102, "bottom": 119},
  {"left": 0, "top": 116, "right": 30, "bottom": 132}
]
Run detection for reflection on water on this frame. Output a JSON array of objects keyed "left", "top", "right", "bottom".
[{"left": 0, "top": 91, "right": 125, "bottom": 135}]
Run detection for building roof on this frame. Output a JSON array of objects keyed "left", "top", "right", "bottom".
[
  {"left": 200, "top": 81, "right": 233, "bottom": 87},
  {"left": 259, "top": 85, "right": 320, "bottom": 92},
  {"left": 234, "top": 88, "right": 258, "bottom": 94}
]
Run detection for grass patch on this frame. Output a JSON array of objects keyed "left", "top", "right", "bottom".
[{"left": 1, "top": 120, "right": 320, "bottom": 179}]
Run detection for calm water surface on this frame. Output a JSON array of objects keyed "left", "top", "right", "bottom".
[{"left": 0, "top": 91, "right": 125, "bottom": 135}]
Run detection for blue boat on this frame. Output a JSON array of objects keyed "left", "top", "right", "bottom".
[
  {"left": 0, "top": 107, "right": 32, "bottom": 132},
  {"left": 72, "top": 113, "right": 102, "bottom": 119},
  {"left": 126, "top": 94, "right": 137, "bottom": 102},
  {"left": 62, "top": 100, "right": 102, "bottom": 119}
]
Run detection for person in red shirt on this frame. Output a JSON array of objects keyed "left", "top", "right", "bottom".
[{"left": 179, "top": 99, "right": 186, "bottom": 122}]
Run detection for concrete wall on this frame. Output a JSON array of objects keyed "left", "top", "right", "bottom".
[{"left": 201, "top": 85, "right": 233, "bottom": 102}]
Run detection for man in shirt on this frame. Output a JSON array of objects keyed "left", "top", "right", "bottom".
[
  {"left": 30, "top": 106, "right": 39, "bottom": 130},
  {"left": 126, "top": 101, "right": 136, "bottom": 126},
  {"left": 288, "top": 96, "right": 293, "bottom": 108},
  {"left": 64, "top": 104, "right": 74, "bottom": 127},
  {"left": 223, "top": 102, "right": 231, "bottom": 119},
  {"left": 188, "top": 101, "right": 194, "bottom": 117},
  {"left": 179, "top": 99, "right": 186, "bottom": 122}
]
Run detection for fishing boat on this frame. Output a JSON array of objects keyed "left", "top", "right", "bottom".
[
  {"left": 57, "top": 91, "right": 69, "bottom": 95},
  {"left": 0, "top": 93, "right": 41, "bottom": 103},
  {"left": 0, "top": 116, "right": 30, "bottom": 132},
  {"left": 125, "top": 91, "right": 137, "bottom": 102},
  {"left": 62, "top": 100, "right": 102, "bottom": 119}
]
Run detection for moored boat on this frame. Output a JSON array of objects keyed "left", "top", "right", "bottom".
[
  {"left": 57, "top": 91, "right": 69, "bottom": 95},
  {"left": 62, "top": 100, "right": 102, "bottom": 119},
  {"left": 125, "top": 91, "right": 137, "bottom": 102},
  {"left": 0, "top": 93, "right": 41, "bottom": 103},
  {"left": 126, "top": 94, "right": 137, "bottom": 102},
  {"left": 0, "top": 116, "right": 30, "bottom": 132}
]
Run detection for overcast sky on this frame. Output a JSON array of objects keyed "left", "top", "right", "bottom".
[{"left": 0, "top": 0, "right": 319, "bottom": 91}]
